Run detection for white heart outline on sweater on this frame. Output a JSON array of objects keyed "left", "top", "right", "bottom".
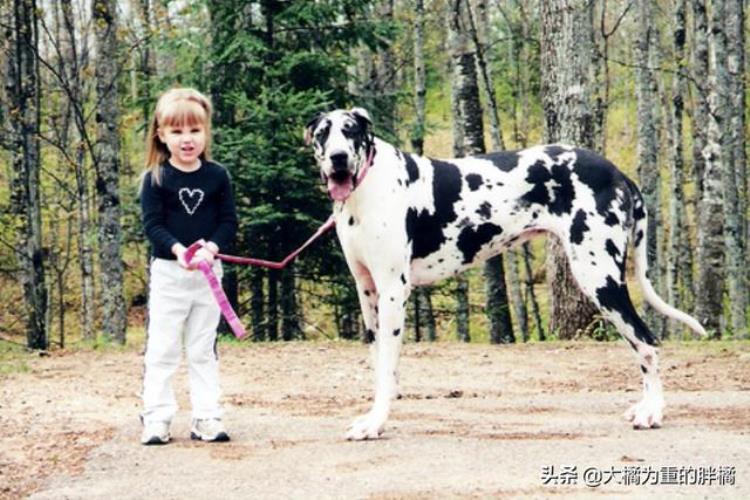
[{"left": 178, "top": 187, "right": 205, "bottom": 215}]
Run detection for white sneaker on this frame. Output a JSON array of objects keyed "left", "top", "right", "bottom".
[
  {"left": 141, "top": 421, "right": 170, "bottom": 445},
  {"left": 190, "top": 418, "right": 230, "bottom": 442}
]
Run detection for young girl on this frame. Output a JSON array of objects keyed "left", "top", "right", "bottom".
[{"left": 139, "top": 88, "right": 238, "bottom": 445}]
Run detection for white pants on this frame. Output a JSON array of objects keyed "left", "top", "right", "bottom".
[{"left": 141, "top": 258, "right": 224, "bottom": 423}]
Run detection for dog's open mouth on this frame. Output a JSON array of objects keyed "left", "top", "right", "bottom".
[{"left": 327, "top": 171, "right": 354, "bottom": 201}]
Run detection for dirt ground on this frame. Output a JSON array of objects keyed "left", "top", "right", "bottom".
[{"left": 1, "top": 340, "right": 749, "bottom": 499}]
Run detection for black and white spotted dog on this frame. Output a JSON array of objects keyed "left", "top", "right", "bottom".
[{"left": 305, "top": 108, "right": 706, "bottom": 440}]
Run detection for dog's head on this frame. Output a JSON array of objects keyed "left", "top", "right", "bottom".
[{"left": 305, "top": 108, "right": 373, "bottom": 201}]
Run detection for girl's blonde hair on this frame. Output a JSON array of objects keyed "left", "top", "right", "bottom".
[{"left": 144, "top": 87, "right": 213, "bottom": 185}]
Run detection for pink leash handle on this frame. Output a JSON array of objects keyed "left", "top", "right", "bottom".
[
  {"left": 184, "top": 243, "right": 246, "bottom": 339},
  {"left": 199, "top": 260, "right": 247, "bottom": 339}
]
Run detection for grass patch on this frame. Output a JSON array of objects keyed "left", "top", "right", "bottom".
[{"left": 0, "top": 340, "right": 31, "bottom": 376}]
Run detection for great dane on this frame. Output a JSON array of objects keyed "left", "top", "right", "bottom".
[{"left": 305, "top": 108, "right": 706, "bottom": 440}]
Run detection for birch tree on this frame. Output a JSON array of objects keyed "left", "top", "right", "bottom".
[
  {"left": 410, "top": 0, "right": 437, "bottom": 342},
  {"left": 691, "top": 0, "right": 724, "bottom": 335},
  {"left": 59, "top": 0, "right": 96, "bottom": 342},
  {"left": 469, "top": 0, "right": 527, "bottom": 341},
  {"left": 93, "top": 0, "right": 127, "bottom": 343},
  {"left": 707, "top": 0, "right": 747, "bottom": 338},
  {"left": 634, "top": 0, "right": 664, "bottom": 338},
  {"left": 725, "top": 0, "right": 748, "bottom": 338},
  {"left": 666, "top": 0, "right": 692, "bottom": 316},
  {"left": 449, "top": 0, "right": 513, "bottom": 344}
]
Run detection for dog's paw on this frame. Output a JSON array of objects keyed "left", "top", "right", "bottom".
[
  {"left": 346, "top": 412, "right": 386, "bottom": 441},
  {"left": 624, "top": 399, "right": 663, "bottom": 429}
]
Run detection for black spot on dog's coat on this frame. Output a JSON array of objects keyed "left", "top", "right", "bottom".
[
  {"left": 570, "top": 209, "right": 589, "bottom": 244},
  {"left": 393, "top": 328, "right": 401, "bottom": 336},
  {"left": 596, "top": 276, "right": 658, "bottom": 346},
  {"left": 544, "top": 145, "right": 568, "bottom": 159},
  {"left": 604, "top": 212, "right": 620, "bottom": 226},
  {"left": 605, "top": 239, "right": 620, "bottom": 259},
  {"left": 458, "top": 217, "right": 473, "bottom": 229},
  {"left": 521, "top": 161, "right": 551, "bottom": 206},
  {"left": 457, "top": 223, "right": 503, "bottom": 264},
  {"left": 404, "top": 153, "right": 420, "bottom": 185},
  {"left": 480, "top": 151, "right": 520, "bottom": 172},
  {"left": 365, "top": 329, "right": 375, "bottom": 343},
  {"left": 466, "top": 174, "right": 483, "bottom": 191},
  {"left": 571, "top": 149, "right": 630, "bottom": 217},
  {"left": 635, "top": 230, "right": 644, "bottom": 248},
  {"left": 406, "top": 160, "right": 463, "bottom": 260},
  {"left": 348, "top": 216, "right": 355, "bottom": 226},
  {"left": 548, "top": 163, "right": 575, "bottom": 215},
  {"left": 476, "top": 202, "right": 492, "bottom": 220}
]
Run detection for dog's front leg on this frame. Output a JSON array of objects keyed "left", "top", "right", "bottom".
[{"left": 347, "top": 277, "right": 409, "bottom": 440}]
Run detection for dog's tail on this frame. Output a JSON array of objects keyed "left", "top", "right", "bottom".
[{"left": 629, "top": 185, "right": 707, "bottom": 337}]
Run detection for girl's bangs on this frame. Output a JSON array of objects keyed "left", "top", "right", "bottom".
[{"left": 158, "top": 98, "right": 208, "bottom": 128}]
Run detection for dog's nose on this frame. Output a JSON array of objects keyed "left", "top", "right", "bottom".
[{"left": 330, "top": 152, "right": 349, "bottom": 171}]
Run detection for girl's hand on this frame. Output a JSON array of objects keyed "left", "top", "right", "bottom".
[
  {"left": 192, "top": 247, "right": 215, "bottom": 266},
  {"left": 205, "top": 241, "right": 220, "bottom": 255},
  {"left": 171, "top": 243, "right": 193, "bottom": 269}
]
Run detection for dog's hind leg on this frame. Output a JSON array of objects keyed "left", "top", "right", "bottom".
[
  {"left": 347, "top": 267, "right": 410, "bottom": 440},
  {"left": 558, "top": 232, "right": 664, "bottom": 429}
]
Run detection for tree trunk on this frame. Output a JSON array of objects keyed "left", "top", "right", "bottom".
[
  {"left": 375, "top": 0, "right": 396, "bottom": 137},
  {"left": 267, "top": 268, "right": 278, "bottom": 341},
  {"left": 251, "top": 269, "right": 266, "bottom": 341},
  {"left": 411, "top": 0, "right": 426, "bottom": 156},
  {"left": 725, "top": 0, "right": 748, "bottom": 339},
  {"left": 93, "top": 0, "right": 126, "bottom": 344},
  {"left": 281, "top": 265, "right": 302, "bottom": 340},
  {"left": 695, "top": 0, "right": 726, "bottom": 337},
  {"left": 540, "top": 0, "right": 599, "bottom": 340},
  {"left": 7, "top": 0, "right": 47, "bottom": 349},
  {"left": 455, "top": 276, "right": 470, "bottom": 342},
  {"left": 690, "top": 0, "right": 710, "bottom": 205},
  {"left": 417, "top": 286, "right": 437, "bottom": 341},
  {"left": 59, "top": 0, "right": 96, "bottom": 342},
  {"left": 137, "top": 0, "right": 155, "bottom": 135},
  {"left": 449, "top": 0, "right": 513, "bottom": 343},
  {"left": 523, "top": 243, "right": 545, "bottom": 341},
  {"left": 634, "top": 0, "right": 665, "bottom": 339},
  {"left": 691, "top": 0, "right": 722, "bottom": 335},
  {"left": 666, "top": 0, "right": 690, "bottom": 323},
  {"left": 470, "top": 0, "right": 525, "bottom": 341},
  {"left": 409, "top": 0, "right": 437, "bottom": 342},
  {"left": 708, "top": 0, "right": 747, "bottom": 338}
]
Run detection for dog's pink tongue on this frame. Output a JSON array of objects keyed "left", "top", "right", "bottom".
[{"left": 328, "top": 179, "right": 353, "bottom": 201}]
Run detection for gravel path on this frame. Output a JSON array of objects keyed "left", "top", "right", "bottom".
[{"left": 2, "top": 341, "right": 748, "bottom": 499}]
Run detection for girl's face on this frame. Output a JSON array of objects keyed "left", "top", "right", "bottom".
[{"left": 158, "top": 122, "right": 206, "bottom": 170}]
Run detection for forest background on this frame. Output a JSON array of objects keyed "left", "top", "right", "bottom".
[{"left": 1, "top": 0, "right": 748, "bottom": 352}]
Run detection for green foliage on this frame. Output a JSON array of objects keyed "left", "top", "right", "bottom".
[{"left": 202, "top": 0, "right": 394, "bottom": 334}]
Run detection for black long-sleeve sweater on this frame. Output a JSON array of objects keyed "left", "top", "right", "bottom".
[{"left": 140, "top": 161, "right": 238, "bottom": 259}]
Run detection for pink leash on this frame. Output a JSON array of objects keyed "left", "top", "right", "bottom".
[
  {"left": 184, "top": 146, "right": 374, "bottom": 339},
  {"left": 184, "top": 216, "right": 335, "bottom": 339}
]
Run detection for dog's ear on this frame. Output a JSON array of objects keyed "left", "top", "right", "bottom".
[
  {"left": 304, "top": 113, "right": 324, "bottom": 146},
  {"left": 350, "top": 107, "right": 372, "bottom": 130}
]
